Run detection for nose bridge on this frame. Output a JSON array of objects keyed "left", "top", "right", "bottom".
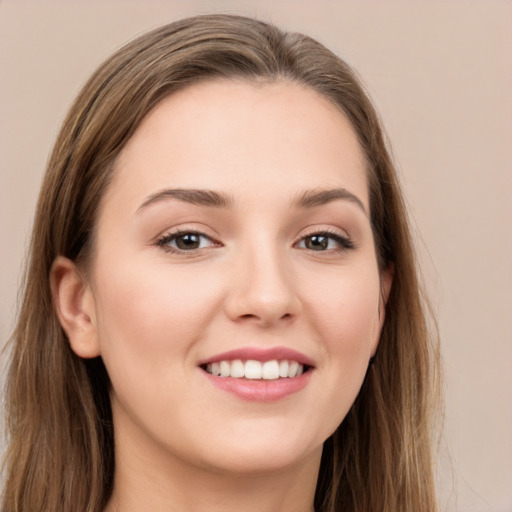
[{"left": 225, "top": 233, "right": 301, "bottom": 325}]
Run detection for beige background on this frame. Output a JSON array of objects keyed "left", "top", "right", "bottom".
[{"left": 1, "top": 1, "right": 511, "bottom": 510}]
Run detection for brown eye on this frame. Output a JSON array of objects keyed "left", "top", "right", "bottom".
[
  {"left": 157, "top": 231, "right": 216, "bottom": 253},
  {"left": 297, "top": 232, "right": 355, "bottom": 252},
  {"left": 304, "top": 235, "right": 329, "bottom": 250},
  {"left": 174, "top": 233, "right": 201, "bottom": 250}
]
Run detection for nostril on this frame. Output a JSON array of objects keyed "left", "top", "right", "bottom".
[
  {"left": 240, "top": 313, "right": 258, "bottom": 320},
  {"left": 237, "top": 311, "right": 294, "bottom": 324}
]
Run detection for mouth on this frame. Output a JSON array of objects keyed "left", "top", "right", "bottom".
[
  {"left": 197, "top": 347, "right": 315, "bottom": 401},
  {"left": 201, "top": 359, "right": 312, "bottom": 380}
]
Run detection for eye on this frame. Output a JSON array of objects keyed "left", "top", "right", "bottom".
[
  {"left": 157, "top": 230, "right": 218, "bottom": 253},
  {"left": 296, "top": 231, "right": 354, "bottom": 252}
]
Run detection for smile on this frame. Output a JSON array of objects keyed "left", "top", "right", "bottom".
[
  {"left": 204, "top": 359, "right": 306, "bottom": 380},
  {"left": 198, "top": 347, "right": 315, "bottom": 402}
]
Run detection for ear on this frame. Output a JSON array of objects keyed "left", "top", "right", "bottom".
[
  {"left": 371, "top": 262, "right": 394, "bottom": 356},
  {"left": 50, "top": 256, "right": 101, "bottom": 358}
]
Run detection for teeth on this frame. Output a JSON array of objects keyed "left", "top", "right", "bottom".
[
  {"left": 205, "top": 359, "right": 306, "bottom": 380},
  {"left": 211, "top": 362, "right": 221, "bottom": 376},
  {"left": 288, "top": 361, "right": 299, "bottom": 378},
  {"left": 262, "top": 360, "right": 280, "bottom": 380},
  {"left": 245, "top": 360, "right": 262, "bottom": 379},
  {"left": 231, "top": 359, "right": 245, "bottom": 378},
  {"left": 220, "top": 360, "right": 230, "bottom": 377}
]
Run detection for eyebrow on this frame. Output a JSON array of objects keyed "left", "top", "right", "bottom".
[
  {"left": 137, "top": 188, "right": 235, "bottom": 212},
  {"left": 292, "top": 188, "right": 367, "bottom": 215},
  {"left": 137, "top": 186, "right": 367, "bottom": 215}
]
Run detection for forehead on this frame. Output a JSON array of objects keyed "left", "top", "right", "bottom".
[{"left": 107, "top": 79, "right": 369, "bottom": 212}]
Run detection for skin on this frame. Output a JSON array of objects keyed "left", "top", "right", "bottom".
[{"left": 52, "top": 80, "right": 392, "bottom": 512}]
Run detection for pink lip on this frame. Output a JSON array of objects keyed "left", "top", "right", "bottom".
[
  {"left": 197, "top": 346, "right": 315, "bottom": 402},
  {"left": 202, "top": 371, "right": 313, "bottom": 402},
  {"left": 197, "top": 346, "right": 315, "bottom": 367}
]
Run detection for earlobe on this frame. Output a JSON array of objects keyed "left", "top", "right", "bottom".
[{"left": 50, "top": 256, "right": 101, "bottom": 358}]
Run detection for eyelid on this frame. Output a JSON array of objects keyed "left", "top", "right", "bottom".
[
  {"left": 156, "top": 228, "right": 221, "bottom": 255},
  {"left": 294, "top": 226, "right": 356, "bottom": 252},
  {"left": 154, "top": 225, "right": 355, "bottom": 256}
]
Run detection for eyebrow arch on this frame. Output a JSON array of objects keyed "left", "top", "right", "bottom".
[
  {"left": 137, "top": 188, "right": 235, "bottom": 212},
  {"left": 292, "top": 188, "right": 367, "bottom": 215}
]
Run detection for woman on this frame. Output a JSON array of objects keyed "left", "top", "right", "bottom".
[{"left": 2, "top": 14, "right": 440, "bottom": 512}]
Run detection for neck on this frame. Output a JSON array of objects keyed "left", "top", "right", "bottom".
[{"left": 106, "top": 451, "right": 320, "bottom": 512}]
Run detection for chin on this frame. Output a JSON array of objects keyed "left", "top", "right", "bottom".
[
  {"left": 191, "top": 423, "right": 326, "bottom": 476},
  {"left": 205, "top": 446, "right": 320, "bottom": 476}
]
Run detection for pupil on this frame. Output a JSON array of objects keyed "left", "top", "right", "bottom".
[
  {"left": 307, "top": 235, "right": 328, "bottom": 250},
  {"left": 176, "top": 234, "right": 200, "bottom": 250}
]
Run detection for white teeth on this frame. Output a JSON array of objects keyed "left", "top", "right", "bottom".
[
  {"left": 245, "top": 360, "right": 262, "bottom": 379},
  {"left": 220, "top": 360, "right": 230, "bottom": 377},
  {"left": 262, "top": 360, "right": 280, "bottom": 380},
  {"left": 205, "top": 359, "right": 306, "bottom": 380},
  {"left": 231, "top": 359, "right": 245, "bottom": 378},
  {"left": 211, "top": 362, "right": 221, "bottom": 376},
  {"left": 288, "top": 361, "right": 299, "bottom": 378}
]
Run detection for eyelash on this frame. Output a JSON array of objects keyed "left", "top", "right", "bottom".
[
  {"left": 295, "top": 229, "right": 355, "bottom": 253},
  {"left": 156, "top": 230, "right": 220, "bottom": 254},
  {"left": 156, "top": 228, "right": 355, "bottom": 255}
]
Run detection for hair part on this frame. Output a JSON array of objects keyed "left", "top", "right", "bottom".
[{"left": 3, "top": 14, "right": 441, "bottom": 512}]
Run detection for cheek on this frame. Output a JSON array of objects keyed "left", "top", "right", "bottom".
[
  {"left": 90, "top": 257, "right": 228, "bottom": 439},
  {"left": 91, "top": 258, "right": 222, "bottom": 374},
  {"left": 302, "top": 268, "right": 381, "bottom": 435},
  {"left": 310, "top": 264, "right": 381, "bottom": 336},
  {"left": 304, "top": 263, "right": 382, "bottom": 380}
]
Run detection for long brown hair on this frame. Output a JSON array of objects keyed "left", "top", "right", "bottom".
[{"left": 2, "top": 14, "right": 441, "bottom": 512}]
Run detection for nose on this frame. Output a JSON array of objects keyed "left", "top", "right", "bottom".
[{"left": 224, "top": 243, "right": 302, "bottom": 327}]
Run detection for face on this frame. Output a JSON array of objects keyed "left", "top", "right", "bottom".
[{"left": 80, "top": 80, "right": 390, "bottom": 475}]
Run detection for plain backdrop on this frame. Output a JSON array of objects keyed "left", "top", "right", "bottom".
[{"left": 0, "top": 1, "right": 511, "bottom": 511}]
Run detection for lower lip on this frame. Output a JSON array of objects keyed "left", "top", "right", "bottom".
[{"left": 202, "top": 370, "right": 313, "bottom": 402}]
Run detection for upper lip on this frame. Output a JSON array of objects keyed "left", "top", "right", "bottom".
[{"left": 197, "top": 346, "right": 315, "bottom": 367}]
